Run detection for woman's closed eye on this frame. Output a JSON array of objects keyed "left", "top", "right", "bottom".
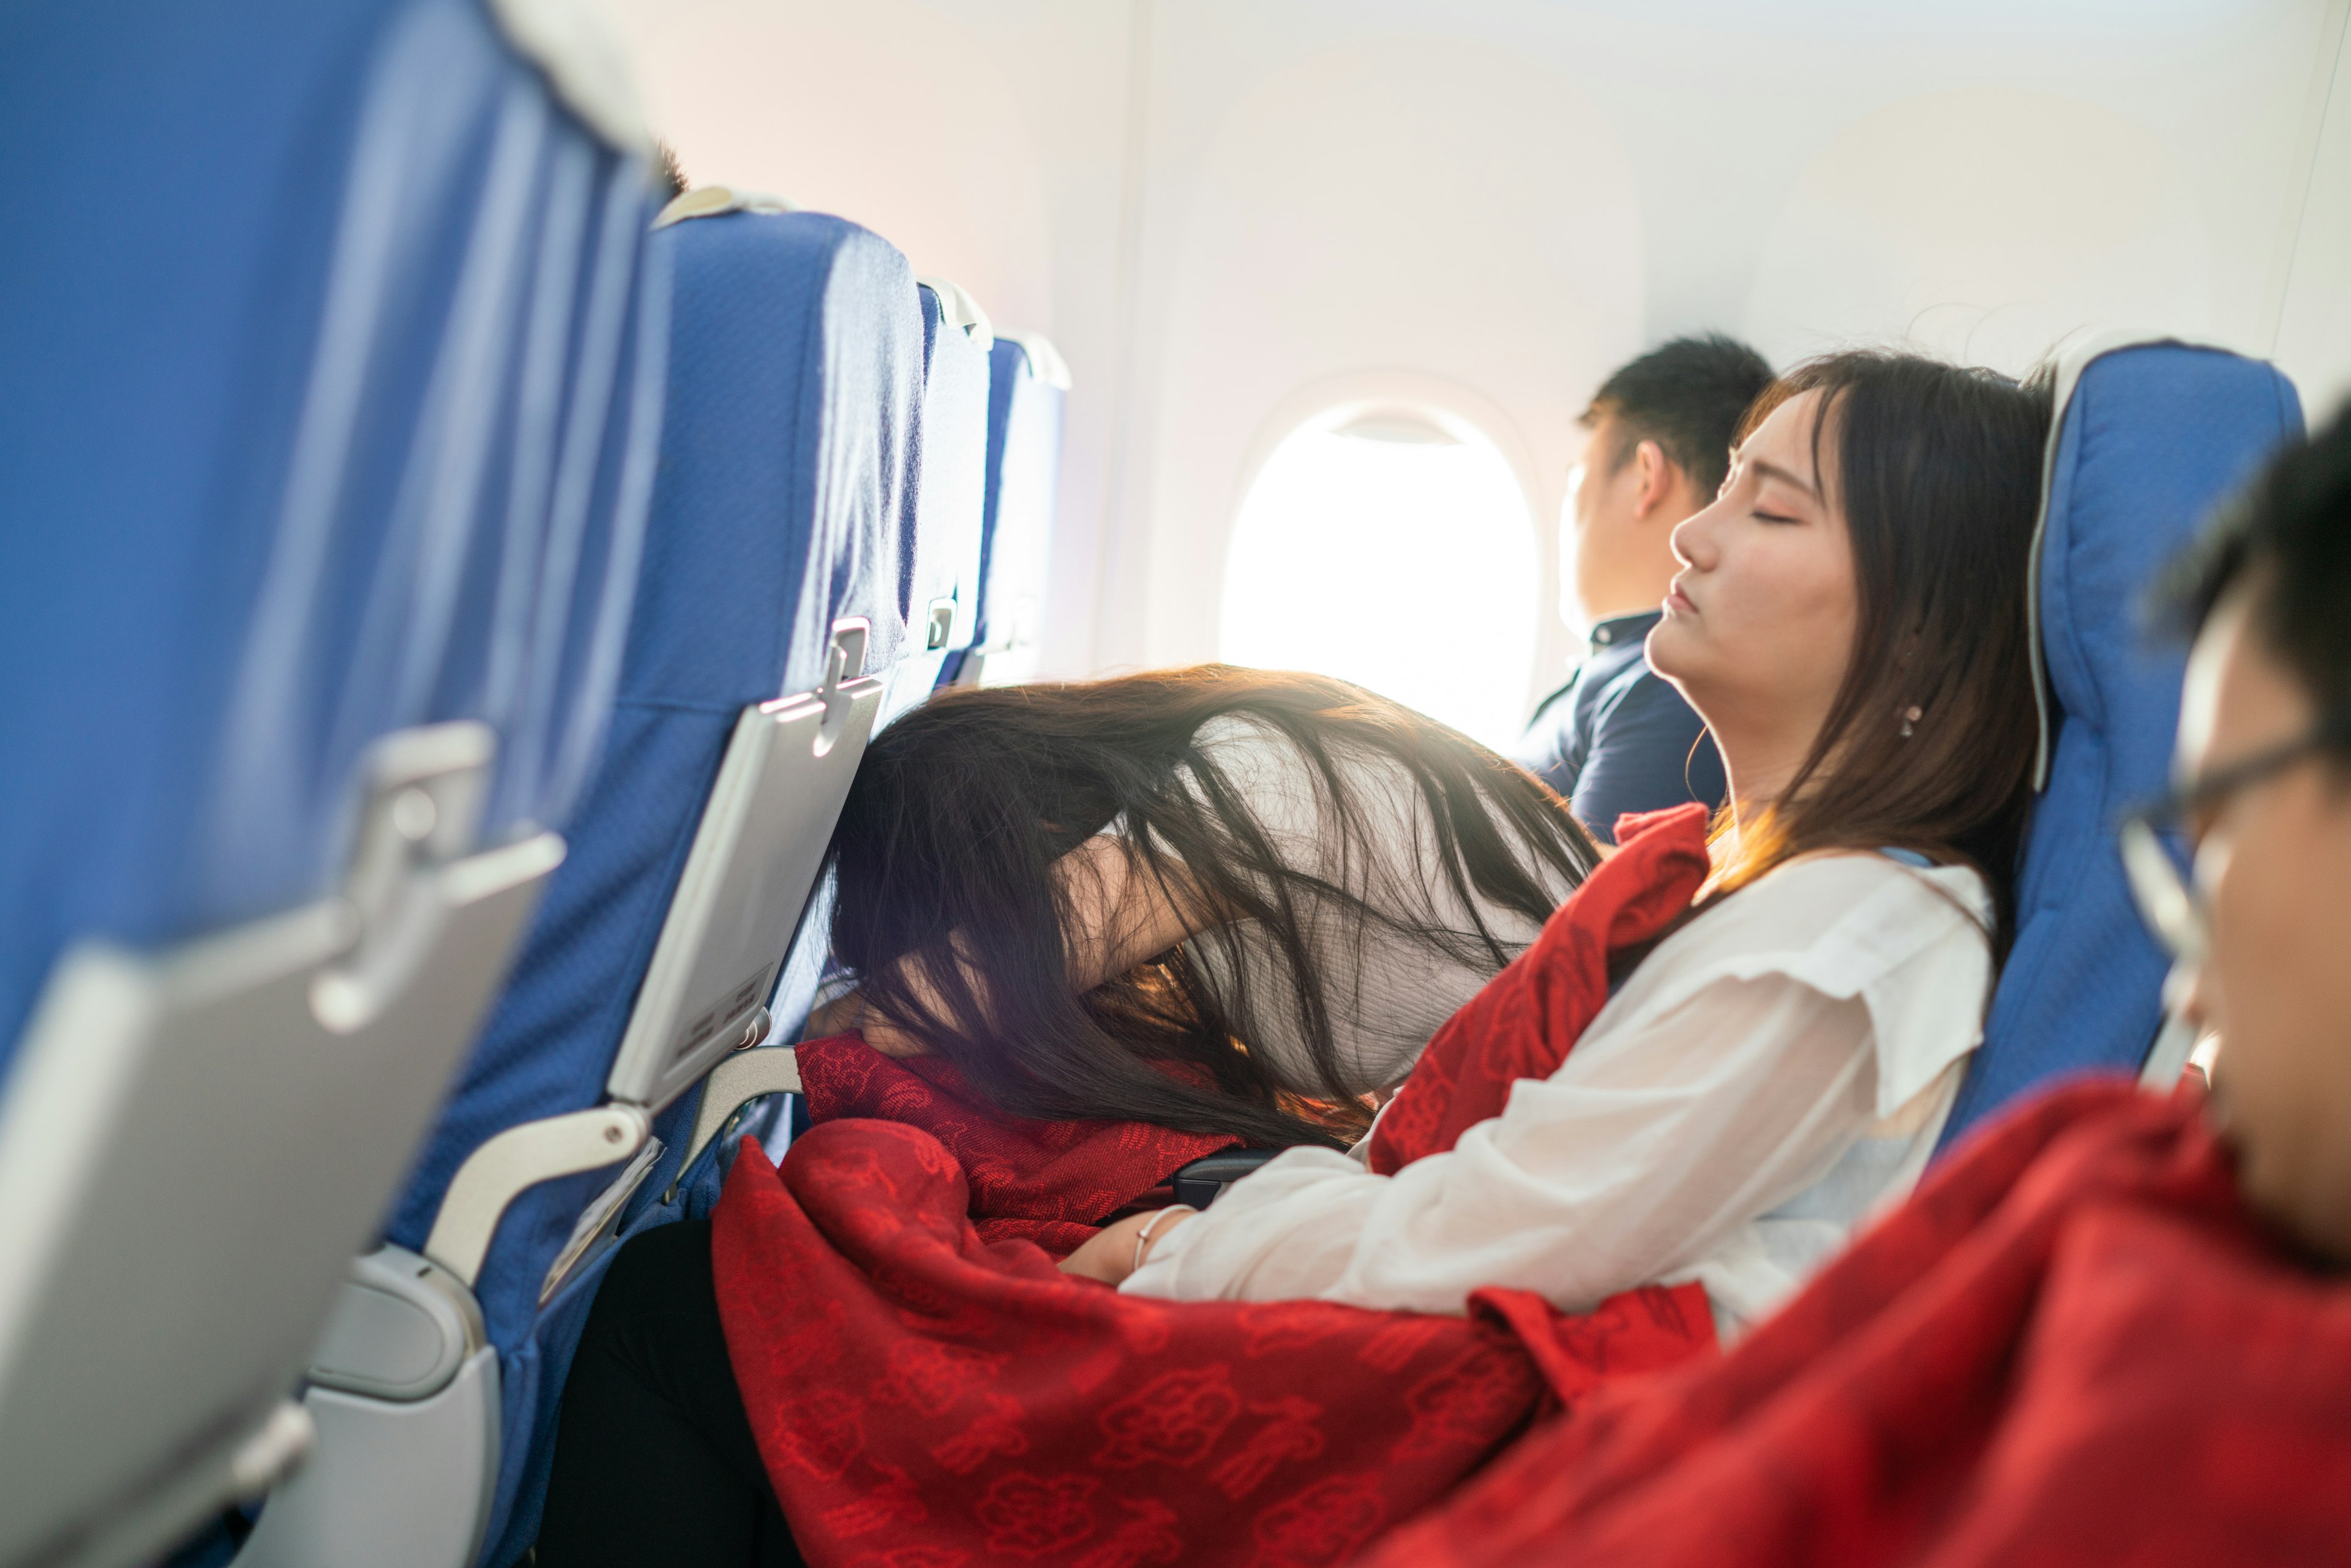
[{"left": 1753, "top": 508, "right": 1802, "bottom": 526}]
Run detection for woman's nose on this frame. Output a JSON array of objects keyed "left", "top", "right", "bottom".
[{"left": 1669, "top": 502, "right": 1718, "bottom": 570}]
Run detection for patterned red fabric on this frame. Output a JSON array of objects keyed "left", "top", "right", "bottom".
[
  {"left": 795, "top": 1033, "right": 1239, "bottom": 1257},
  {"left": 1365, "top": 803, "right": 1711, "bottom": 1174},
  {"left": 710, "top": 806, "right": 1734, "bottom": 1563},
  {"left": 1354, "top": 1078, "right": 2351, "bottom": 1567},
  {"left": 713, "top": 1119, "right": 1712, "bottom": 1567}
]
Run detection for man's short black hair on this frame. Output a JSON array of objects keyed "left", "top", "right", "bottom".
[
  {"left": 1583, "top": 332, "right": 1776, "bottom": 498},
  {"left": 2160, "top": 400, "right": 2351, "bottom": 729}
]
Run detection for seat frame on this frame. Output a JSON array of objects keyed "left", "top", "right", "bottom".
[
  {"left": 237, "top": 623, "right": 883, "bottom": 1568},
  {"left": 0, "top": 726, "right": 559, "bottom": 1568}
]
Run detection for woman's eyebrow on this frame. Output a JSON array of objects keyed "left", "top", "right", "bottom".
[{"left": 1746, "top": 457, "right": 1820, "bottom": 499}]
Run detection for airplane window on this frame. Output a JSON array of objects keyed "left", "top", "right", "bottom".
[{"left": 1220, "top": 409, "right": 1539, "bottom": 751}]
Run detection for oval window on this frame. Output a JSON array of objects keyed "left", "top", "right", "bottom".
[{"left": 1219, "top": 409, "right": 1539, "bottom": 751}]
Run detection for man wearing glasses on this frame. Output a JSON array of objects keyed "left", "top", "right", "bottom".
[
  {"left": 2121, "top": 400, "right": 2351, "bottom": 1267},
  {"left": 1360, "top": 405, "right": 2351, "bottom": 1567}
]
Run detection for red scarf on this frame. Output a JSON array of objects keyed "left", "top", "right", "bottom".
[{"left": 712, "top": 804, "right": 1721, "bottom": 1564}]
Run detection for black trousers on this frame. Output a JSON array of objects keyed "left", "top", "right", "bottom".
[{"left": 536, "top": 1219, "right": 803, "bottom": 1568}]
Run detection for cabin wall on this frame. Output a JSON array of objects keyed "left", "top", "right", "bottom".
[
  {"left": 2276, "top": 8, "right": 2351, "bottom": 426},
  {"left": 606, "top": 0, "right": 2351, "bottom": 706}
]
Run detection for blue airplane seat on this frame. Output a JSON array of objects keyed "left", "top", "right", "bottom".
[
  {"left": 264, "top": 196, "right": 923, "bottom": 1568},
  {"left": 0, "top": 1, "right": 665, "bottom": 1564},
  {"left": 883, "top": 276, "right": 994, "bottom": 718},
  {"left": 0, "top": 0, "right": 653, "bottom": 1071},
  {"left": 1937, "top": 334, "right": 2304, "bottom": 1152},
  {"left": 945, "top": 331, "right": 1070, "bottom": 688}
]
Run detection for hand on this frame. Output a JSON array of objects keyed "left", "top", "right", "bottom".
[{"left": 1057, "top": 1207, "right": 1195, "bottom": 1286}]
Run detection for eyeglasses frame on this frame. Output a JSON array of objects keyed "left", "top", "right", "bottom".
[{"left": 2117, "top": 710, "right": 2351, "bottom": 964}]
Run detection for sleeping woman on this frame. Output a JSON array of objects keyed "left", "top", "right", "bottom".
[
  {"left": 804, "top": 663, "right": 1605, "bottom": 1150},
  {"left": 1059, "top": 351, "right": 2052, "bottom": 1324},
  {"left": 533, "top": 348, "right": 2052, "bottom": 1566}
]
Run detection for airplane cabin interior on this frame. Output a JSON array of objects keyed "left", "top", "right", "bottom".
[{"left": 2, "top": 2, "right": 2349, "bottom": 1566}]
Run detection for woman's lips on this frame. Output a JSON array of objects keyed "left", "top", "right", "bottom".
[{"left": 1666, "top": 579, "right": 1697, "bottom": 614}]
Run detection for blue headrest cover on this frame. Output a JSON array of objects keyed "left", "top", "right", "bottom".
[
  {"left": 978, "top": 336, "right": 1067, "bottom": 649},
  {"left": 386, "top": 207, "right": 924, "bottom": 1344},
  {"left": 908, "top": 285, "right": 990, "bottom": 651},
  {"left": 0, "top": 0, "right": 662, "bottom": 1063},
  {"left": 1941, "top": 342, "right": 2303, "bottom": 1148}
]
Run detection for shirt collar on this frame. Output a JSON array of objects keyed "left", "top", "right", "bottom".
[{"left": 1588, "top": 608, "right": 1663, "bottom": 651}]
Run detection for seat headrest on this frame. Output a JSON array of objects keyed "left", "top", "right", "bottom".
[
  {"left": 997, "top": 329, "right": 1073, "bottom": 391},
  {"left": 651, "top": 184, "right": 798, "bottom": 229},
  {"left": 2026, "top": 328, "right": 2307, "bottom": 791},
  {"left": 638, "top": 208, "right": 923, "bottom": 700},
  {"left": 482, "top": 0, "right": 650, "bottom": 155},
  {"left": 917, "top": 275, "right": 995, "bottom": 355},
  {"left": 972, "top": 331, "right": 1068, "bottom": 664},
  {"left": 1940, "top": 330, "right": 2303, "bottom": 1149},
  {"left": 892, "top": 278, "right": 994, "bottom": 670}
]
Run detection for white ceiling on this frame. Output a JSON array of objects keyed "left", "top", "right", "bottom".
[{"left": 602, "top": 0, "right": 2351, "bottom": 707}]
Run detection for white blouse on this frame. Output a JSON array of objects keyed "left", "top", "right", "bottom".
[
  {"left": 1123, "top": 850, "right": 1993, "bottom": 1339},
  {"left": 1120, "top": 713, "right": 1584, "bottom": 1098}
]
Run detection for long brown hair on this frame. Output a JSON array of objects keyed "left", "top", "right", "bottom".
[
  {"left": 1708, "top": 351, "right": 2053, "bottom": 957},
  {"left": 827, "top": 667, "right": 1599, "bottom": 1146}
]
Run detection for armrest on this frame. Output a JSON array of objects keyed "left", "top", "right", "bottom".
[
  {"left": 1171, "top": 1149, "right": 1281, "bottom": 1210},
  {"left": 678, "top": 1042, "right": 801, "bottom": 1176}
]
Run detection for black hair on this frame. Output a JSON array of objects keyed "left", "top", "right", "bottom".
[
  {"left": 1712, "top": 351, "right": 2054, "bottom": 962},
  {"left": 2158, "top": 400, "right": 2351, "bottom": 733},
  {"left": 654, "top": 140, "right": 688, "bottom": 200},
  {"left": 826, "top": 667, "right": 1599, "bottom": 1147},
  {"left": 1584, "top": 333, "right": 1777, "bottom": 498}
]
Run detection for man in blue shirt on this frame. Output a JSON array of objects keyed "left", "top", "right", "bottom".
[{"left": 1517, "top": 334, "right": 1772, "bottom": 842}]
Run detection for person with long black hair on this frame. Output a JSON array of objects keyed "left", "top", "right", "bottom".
[
  {"left": 534, "top": 349, "right": 2053, "bottom": 1567},
  {"left": 1063, "top": 350, "right": 2052, "bottom": 1325},
  {"left": 808, "top": 667, "right": 1603, "bottom": 1150}
]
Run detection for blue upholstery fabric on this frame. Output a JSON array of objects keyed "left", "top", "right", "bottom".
[
  {"left": 887, "top": 284, "right": 991, "bottom": 708},
  {"left": 375, "top": 208, "right": 925, "bottom": 1565},
  {"left": 0, "top": 0, "right": 662, "bottom": 1068},
  {"left": 973, "top": 334, "right": 1067, "bottom": 658},
  {"left": 1940, "top": 343, "right": 2303, "bottom": 1150}
]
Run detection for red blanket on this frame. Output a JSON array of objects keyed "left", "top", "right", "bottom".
[
  {"left": 1354, "top": 1079, "right": 2351, "bottom": 1567},
  {"left": 714, "top": 805, "right": 1722, "bottom": 1564},
  {"left": 716, "top": 1122, "right": 1710, "bottom": 1566},
  {"left": 795, "top": 1033, "right": 1239, "bottom": 1257}
]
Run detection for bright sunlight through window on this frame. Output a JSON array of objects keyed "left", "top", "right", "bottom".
[{"left": 1220, "top": 410, "right": 1539, "bottom": 751}]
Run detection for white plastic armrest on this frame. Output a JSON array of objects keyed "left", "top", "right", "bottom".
[
  {"left": 424, "top": 1105, "right": 650, "bottom": 1288},
  {"left": 681, "top": 1046, "right": 801, "bottom": 1175}
]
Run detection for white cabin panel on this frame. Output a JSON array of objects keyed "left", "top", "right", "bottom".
[{"left": 600, "top": 0, "right": 2351, "bottom": 715}]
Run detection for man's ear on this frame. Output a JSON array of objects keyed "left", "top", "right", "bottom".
[{"left": 1630, "top": 440, "right": 1682, "bottom": 521}]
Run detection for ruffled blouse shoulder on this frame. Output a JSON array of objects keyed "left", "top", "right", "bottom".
[{"left": 1601, "top": 852, "right": 1993, "bottom": 1119}]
